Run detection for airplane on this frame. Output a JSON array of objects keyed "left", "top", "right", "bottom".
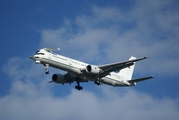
[{"left": 30, "top": 48, "right": 154, "bottom": 90}]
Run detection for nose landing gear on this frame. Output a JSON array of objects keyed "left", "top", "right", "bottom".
[
  {"left": 45, "top": 64, "right": 50, "bottom": 74},
  {"left": 75, "top": 85, "right": 83, "bottom": 90},
  {"left": 94, "top": 81, "right": 101, "bottom": 86}
]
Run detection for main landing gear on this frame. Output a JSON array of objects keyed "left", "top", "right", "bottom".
[
  {"left": 75, "top": 78, "right": 83, "bottom": 90},
  {"left": 94, "top": 81, "right": 101, "bottom": 86},
  {"left": 45, "top": 64, "right": 50, "bottom": 74},
  {"left": 75, "top": 86, "right": 83, "bottom": 90}
]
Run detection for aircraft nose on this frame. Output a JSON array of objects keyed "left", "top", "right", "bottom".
[{"left": 29, "top": 56, "right": 35, "bottom": 60}]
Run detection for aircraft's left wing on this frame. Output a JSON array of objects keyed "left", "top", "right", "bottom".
[
  {"left": 98, "top": 56, "right": 147, "bottom": 78},
  {"left": 65, "top": 72, "right": 89, "bottom": 83},
  {"left": 48, "top": 72, "right": 88, "bottom": 84}
]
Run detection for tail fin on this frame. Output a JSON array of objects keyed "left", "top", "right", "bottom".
[{"left": 118, "top": 56, "right": 136, "bottom": 80}]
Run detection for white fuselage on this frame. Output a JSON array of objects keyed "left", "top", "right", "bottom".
[{"left": 34, "top": 49, "right": 131, "bottom": 86}]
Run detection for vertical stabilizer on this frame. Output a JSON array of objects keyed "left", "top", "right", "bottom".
[{"left": 118, "top": 56, "right": 136, "bottom": 80}]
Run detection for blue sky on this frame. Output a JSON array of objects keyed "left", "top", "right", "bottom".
[{"left": 0, "top": 0, "right": 179, "bottom": 119}]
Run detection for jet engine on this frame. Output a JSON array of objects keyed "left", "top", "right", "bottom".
[
  {"left": 86, "top": 65, "right": 102, "bottom": 74},
  {"left": 52, "top": 74, "right": 68, "bottom": 84}
]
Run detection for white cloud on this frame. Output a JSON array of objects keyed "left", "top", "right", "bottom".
[
  {"left": 1, "top": 82, "right": 179, "bottom": 120},
  {"left": 1, "top": 56, "right": 179, "bottom": 120}
]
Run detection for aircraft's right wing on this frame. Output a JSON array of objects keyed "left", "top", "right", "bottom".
[{"left": 98, "top": 56, "right": 147, "bottom": 78}]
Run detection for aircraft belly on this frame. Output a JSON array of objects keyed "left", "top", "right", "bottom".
[{"left": 101, "top": 77, "right": 127, "bottom": 86}]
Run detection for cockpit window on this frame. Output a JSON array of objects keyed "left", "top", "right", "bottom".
[
  {"left": 36, "top": 50, "right": 40, "bottom": 54},
  {"left": 36, "top": 49, "right": 44, "bottom": 55},
  {"left": 36, "top": 52, "right": 44, "bottom": 55}
]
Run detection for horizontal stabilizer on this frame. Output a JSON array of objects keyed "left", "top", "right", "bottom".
[{"left": 128, "top": 76, "right": 154, "bottom": 83}]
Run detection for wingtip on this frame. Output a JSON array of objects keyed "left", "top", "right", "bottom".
[
  {"left": 47, "top": 80, "right": 54, "bottom": 84},
  {"left": 148, "top": 76, "right": 154, "bottom": 79},
  {"left": 144, "top": 56, "right": 148, "bottom": 59}
]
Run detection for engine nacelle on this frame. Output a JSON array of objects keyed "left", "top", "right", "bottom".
[
  {"left": 86, "top": 65, "right": 102, "bottom": 74},
  {"left": 52, "top": 74, "right": 68, "bottom": 84}
]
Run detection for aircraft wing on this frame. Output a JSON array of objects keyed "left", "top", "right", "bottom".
[
  {"left": 128, "top": 76, "right": 154, "bottom": 83},
  {"left": 48, "top": 72, "right": 88, "bottom": 84},
  {"left": 65, "top": 73, "right": 89, "bottom": 83},
  {"left": 98, "top": 56, "right": 147, "bottom": 78}
]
